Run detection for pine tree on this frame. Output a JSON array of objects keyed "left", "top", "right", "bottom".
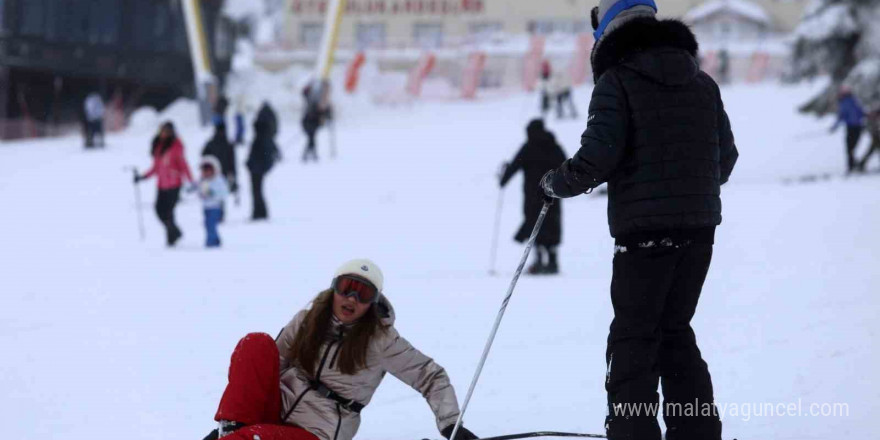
[{"left": 788, "top": 0, "right": 880, "bottom": 115}]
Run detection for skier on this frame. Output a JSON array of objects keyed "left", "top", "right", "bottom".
[
  {"left": 301, "top": 81, "right": 332, "bottom": 163},
  {"left": 539, "top": 60, "right": 552, "bottom": 115},
  {"left": 859, "top": 109, "right": 880, "bottom": 171},
  {"left": 213, "top": 95, "right": 230, "bottom": 127},
  {"left": 196, "top": 156, "right": 230, "bottom": 248},
  {"left": 202, "top": 122, "right": 238, "bottom": 220},
  {"left": 135, "top": 122, "right": 195, "bottom": 247},
  {"left": 201, "top": 259, "right": 479, "bottom": 440},
  {"left": 500, "top": 119, "right": 566, "bottom": 274},
  {"left": 246, "top": 102, "right": 281, "bottom": 221},
  {"left": 550, "top": 70, "right": 579, "bottom": 120},
  {"left": 540, "top": 2, "right": 738, "bottom": 439},
  {"left": 233, "top": 97, "right": 246, "bottom": 146},
  {"left": 830, "top": 86, "right": 865, "bottom": 173},
  {"left": 83, "top": 92, "right": 105, "bottom": 148}
]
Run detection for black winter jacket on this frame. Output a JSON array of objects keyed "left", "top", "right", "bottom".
[
  {"left": 202, "top": 124, "right": 237, "bottom": 188},
  {"left": 501, "top": 121, "right": 567, "bottom": 246},
  {"left": 247, "top": 104, "right": 281, "bottom": 175},
  {"left": 549, "top": 18, "right": 738, "bottom": 238}
]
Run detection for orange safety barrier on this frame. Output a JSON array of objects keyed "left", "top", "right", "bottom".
[
  {"left": 570, "top": 33, "right": 594, "bottom": 86},
  {"left": 462, "top": 52, "right": 487, "bottom": 99},
  {"left": 522, "top": 35, "right": 546, "bottom": 92},
  {"left": 344, "top": 52, "right": 367, "bottom": 93},
  {"left": 406, "top": 52, "right": 437, "bottom": 97}
]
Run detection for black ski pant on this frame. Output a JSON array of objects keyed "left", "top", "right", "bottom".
[
  {"left": 155, "top": 187, "right": 181, "bottom": 245},
  {"left": 303, "top": 128, "right": 318, "bottom": 162},
  {"left": 605, "top": 240, "right": 721, "bottom": 440},
  {"left": 250, "top": 171, "right": 268, "bottom": 220},
  {"left": 859, "top": 131, "right": 879, "bottom": 171},
  {"left": 556, "top": 90, "right": 578, "bottom": 119},
  {"left": 845, "top": 125, "right": 863, "bottom": 172}
]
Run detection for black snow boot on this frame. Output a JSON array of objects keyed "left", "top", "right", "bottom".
[
  {"left": 545, "top": 247, "right": 559, "bottom": 274},
  {"left": 202, "top": 420, "right": 247, "bottom": 440},
  {"left": 527, "top": 246, "right": 547, "bottom": 275},
  {"left": 166, "top": 223, "right": 183, "bottom": 247}
]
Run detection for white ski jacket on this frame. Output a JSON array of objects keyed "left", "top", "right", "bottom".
[{"left": 275, "top": 297, "right": 460, "bottom": 440}]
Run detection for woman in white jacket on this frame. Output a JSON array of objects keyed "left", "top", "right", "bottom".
[{"left": 204, "top": 259, "right": 479, "bottom": 440}]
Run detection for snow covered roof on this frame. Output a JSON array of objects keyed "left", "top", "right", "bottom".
[{"left": 685, "top": 0, "right": 772, "bottom": 25}]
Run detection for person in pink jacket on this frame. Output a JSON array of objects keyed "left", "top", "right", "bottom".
[{"left": 135, "top": 122, "right": 194, "bottom": 246}]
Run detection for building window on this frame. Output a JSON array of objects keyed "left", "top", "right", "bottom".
[
  {"left": 44, "top": 0, "right": 62, "bottom": 41},
  {"left": 356, "top": 22, "right": 386, "bottom": 49},
  {"left": 413, "top": 22, "right": 443, "bottom": 49},
  {"left": 132, "top": 1, "right": 157, "bottom": 50},
  {"left": 468, "top": 22, "right": 502, "bottom": 43},
  {"left": 88, "top": 0, "right": 121, "bottom": 45},
  {"left": 528, "top": 20, "right": 583, "bottom": 35},
  {"left": 18, "top": 0, "right": 44, "bottom": 36},
  {"left": 300, "top": 23, "right": 324, "bottom": 49}
]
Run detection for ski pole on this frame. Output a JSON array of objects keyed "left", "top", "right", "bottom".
[
  {"left": 329, "top": 117, "right": 337, "bottom": 159},
  {"left": 488, "top": 188, "right": 504, "bottom": 276},
  {"left": 448, "top": 200, "right": 553, "bottom": 440},
  {"left": 125, "top": 167, "right": 146, "bottom": 241}
]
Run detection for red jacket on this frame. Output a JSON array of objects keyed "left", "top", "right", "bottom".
[{"left": 142, "top": 138, "right": 194, "bottom": 190}]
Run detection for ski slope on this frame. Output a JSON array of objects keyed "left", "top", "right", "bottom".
[{"left": 1, "top": 80, "right": 877, "bottom": 440}]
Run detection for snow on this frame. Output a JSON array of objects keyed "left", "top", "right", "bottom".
[
  {"left": 793, "top": 3, "right": 857, "bottom": 42},
  {"left": 1, "top": 77, "right": 878, "bottom": 440},
  {"left": 222, "top": 0, "right": 267, "bottom": 21},
  {"left": 684, "top": 0, "right": 772, "bottom": 25}
]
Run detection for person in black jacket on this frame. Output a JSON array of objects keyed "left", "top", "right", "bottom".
[
  {"left": 540, "top": 2, "right": 738, "bottom": 440},
  {"left": 247, "top": 102, "right": 281, "bottom": 221},
  {"left": 202, "top": 122, "right": 238, "bottom": 220},
  {"left": 500, "top": 119, "right": 567, "bottom": 274},
  {"left": 301, "top": 80, "right": 333, "bottom": 163}
]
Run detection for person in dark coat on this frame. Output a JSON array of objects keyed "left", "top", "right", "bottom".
[
  {"left": 859, "top": 109, "right": 880, "bottom": 171},
  {"left": 202, "top": 122, "right": 238, "bottom": 221},
  {"left": 540, "top": 2, "right": 738, "bottom": 440},
  {"left": 247, "top": 102, "right": 281, "bottom": 221},
  {"left": 213, "top": 95, "right": 230, "bottom": 127},
  {"left": 500, "top": 119, "right": 566, "bottom": 274},
  {"left": 831, "top": 87, "right": 866, "bottom": 173},
  {"left": 301, "top": 81, "right": 332, "bottom": 163}
]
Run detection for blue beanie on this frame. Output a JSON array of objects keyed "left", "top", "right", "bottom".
[{"left": 593, "top": 0, "right": 658, "bottom": 41}]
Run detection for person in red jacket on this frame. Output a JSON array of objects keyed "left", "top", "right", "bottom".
[{"left": 135, "top": 122, "right": 194, "bottom": 246}]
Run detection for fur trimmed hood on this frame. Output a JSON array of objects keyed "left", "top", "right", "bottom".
[{"left": 591, "top": 17, "right": 700, "bottom": 84}]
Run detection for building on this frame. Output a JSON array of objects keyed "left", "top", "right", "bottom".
[
  {"left": 0, "top": 0, "right": 235, "bottom": 140},
  {"left": 278, "top": 0, "right": 808, "bottom": 51}
]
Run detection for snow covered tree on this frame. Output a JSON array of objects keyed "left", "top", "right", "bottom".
[{"left": 787, "top": 0, "right": 880, "bottom": 115}]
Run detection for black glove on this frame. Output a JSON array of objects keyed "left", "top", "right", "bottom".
[
  {"left": 497, "top": 162, "right": 509, "bottom": 187},
  {"left": 133, "top": 173, "right": 142, "bottom": 184},
  {"left": 441, "top": 425, "right": 478, "bottom": 440},
  {"left": 539, "top": 169, "right": 560, "bottom": 203}
]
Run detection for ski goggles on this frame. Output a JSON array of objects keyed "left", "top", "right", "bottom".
[{"left": 332, "top": 275, "right": 380, "bottom": 304}]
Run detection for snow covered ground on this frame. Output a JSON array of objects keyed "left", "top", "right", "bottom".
[{"left": 1, "top": 79, "right": 878, "bottom": 440}]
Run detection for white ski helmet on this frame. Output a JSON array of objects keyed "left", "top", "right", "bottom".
[{"left": 333, "top": 259, "right": 384, "bottom": 293}]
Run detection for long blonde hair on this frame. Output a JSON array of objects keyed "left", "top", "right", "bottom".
[{"left": 289, "top": 289, "right": 388, "bottom": 376}]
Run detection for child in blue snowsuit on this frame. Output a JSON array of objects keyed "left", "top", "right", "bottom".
[
  {"left": 831, "top": 88, "right": 866, "bottom": 173},
  {"left": 198, "top": 156, "right": 230, "bottom": 248}
]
